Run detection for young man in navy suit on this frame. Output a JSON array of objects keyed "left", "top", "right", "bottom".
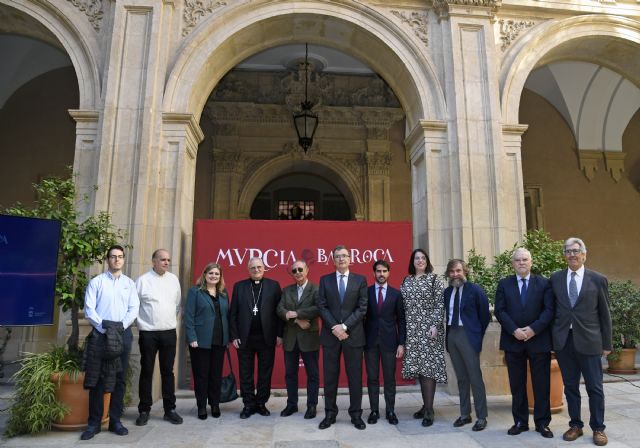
[
  {"left": 364, "top": 260, "right": 406, "bottom": 425},
  {"left": 444, "top": 259, "right": 490, "bottom": 431},
  {"left": 317, "top": 245, "right": 369, "bottom": 430},
  {"left": 494, "top": 248, "right": 554, "bottom": 438}
]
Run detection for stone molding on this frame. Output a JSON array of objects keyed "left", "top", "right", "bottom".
[
  {"left": 432, "top": 0, "right": 502, "bottom": 21},
  {"left": 182, "top": 0, "right": 227, "bottom": 37},
  {"left": 66, "top": 0, "right": 104, "bottom": 31},
  {"left": 162, "top": 112, "right": 204, "bottom": 159},
  {"left": 365, "top": 151, "right": 392, "bottom": 176},
  {"left": 212, "top": 149, "right": 244, "bottom": 173},
  {"left": 498, "top": 18, "right": 536, "bottom": 51},
  {"left": 603, "top": 151, "right": 626, "bottom": 183},
  {"left": 389, "top": 9, "right": 429, "bottom": 46},
  {"left": 578, "top": 150, "right": 602, "bottom": 181}
]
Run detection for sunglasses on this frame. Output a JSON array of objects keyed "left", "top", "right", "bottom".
[{"left": 291, "top": 267, "right": 304, "bottom": 274}]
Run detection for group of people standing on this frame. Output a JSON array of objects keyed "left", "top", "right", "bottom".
[{"left": 80, "top": 237, "right": 612, "bottom": 447}]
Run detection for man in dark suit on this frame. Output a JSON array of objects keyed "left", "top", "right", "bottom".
[
  {"left": 276, "top": 259, "right": 320, "bottom": 419},
  {"left": 230, "top": 257, "right": 283, "bottom": 419},
  {"left": 364, "top": 259, "right": 406, "bottom": 425},
  {"left": 495, "top": 248, "right": 554, "bottom": 438},
  {"left": 444, "top": 259, "right": 490, "bottom": 431},
  {"left": 550, "top": 238, "right": 611, "bottom": 446},
  {"left": 317, "top": 245, "right": 368, "bottom": 430}
]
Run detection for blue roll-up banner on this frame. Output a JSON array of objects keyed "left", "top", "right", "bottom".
[{"left": 0, "top": 214, "right": 61, "bottom": 326}]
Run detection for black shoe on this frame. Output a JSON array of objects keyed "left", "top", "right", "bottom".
[
  {"left": 164, "top": 409, "right": 183, "bottom": 424},
  {"left": 508, "top": 423, "right": 529, "bottom": 435},
  {"left": 453, "top": 415, "right": 472, "bottom": 427},
  {"left": 386, "top": 412, "right": 399, "bottom": 425},
  {"left": 422, "top": 410, "right": 434, "bottom": 427},
  {"left": 256, "top": 404, "right": 270, "bottom": 416},
  {"left": 536, "top": 426, "right": 554, "bottom": 438},
  {"left": 280, "top": 404, "right": 298, "bottom": 417},
  {"left": 240, "top": 406, "right": 254, "bottom": 419},
  {"left": 367, "top": 411, "right": 379, "bottom": 424},
  {"left": 108, "top": 420, "right": 129, "bottom": 436},
  {"left": 211, "top": 405, "right": 221, "bottom": 418},
  {"left": 80, "top": 425, "right": 100, "bottom": 440},
  {"left": 351, "top": 416, "right": 366, "bottom": 430},
  {"left": 135, "top": 411, "right": 149, "bottom": 426},
  {"left": 413, "top": 406, "right": 425, "bottom": 419},
  {"left": 198, "top": 406, "right": 207, "bottom": 420},
  {"left": 304, "top": 406, "right": 317, "bottom": 419},
  {"left": 319, "top": 415, "right": 336, "bottom": 429},
  {"left": 472, "top": 418, "right": 487, "bottom": 432}
]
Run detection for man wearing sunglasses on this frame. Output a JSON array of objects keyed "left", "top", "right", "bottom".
[{"left": 276, "top": 260, "right": 320, "bottom": 419}]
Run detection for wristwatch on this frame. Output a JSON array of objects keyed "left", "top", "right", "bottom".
[{"left": 342, "top": 323, "right": 348, "bottom": 331}]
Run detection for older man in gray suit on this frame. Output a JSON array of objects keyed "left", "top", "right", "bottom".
[{"left": 550, "top": 237, "right": 612, "bottom": 447}]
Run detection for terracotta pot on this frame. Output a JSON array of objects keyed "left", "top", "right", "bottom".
[
  {"left": 607, "top": 348, "right": 638, "bottom": 374},
  {"left": 50, "top": 372, "right": 110, "bottom": 431},
  {"left": 526, "top": 357, "right": 564, "bottom": 413}
]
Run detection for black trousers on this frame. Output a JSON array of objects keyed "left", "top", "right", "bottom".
[
  {"left": 189, "top": 345, "right": 225, "bottom": 410},
  {"left": 283, "top": 342, "right": 319, "bottom": 407},
  {"left": 556, "top": 331, "right": 605, "bottom": 431},
  {"left": 504, "top": 349, "right": 551, "bottom": 427},
  {"left": 322, "top": 343, "right": 363, "bottom": 417},
  {"left": 138, "top": 329, "right": 177, "bottom": 413},
  {"left": 87, "top": 328, "right": 132, "bottom": 427},
  {"left": 364, "top": 345, "right": 397, "bottom": 413},
  {"left": 237, "top": 343, "right": 276, "bottom": 408}
]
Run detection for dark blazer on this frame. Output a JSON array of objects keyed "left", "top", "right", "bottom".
[
  {"left": 550, "top": 268, "right": 612, "bottom": 355},
  {"left": 229, "top": 277, "right": 283, "bottom": 346},
  {"left": 277, "top": 281, "right": 320, "bottom": 352},
  {"left": 317, "top": 272, "right": 368, "bottom": 348},
  {"left": 494, "top": 274, "right": 554, "bottom": 353},
  {"left": 364, "top": 284, "right": 406, "bottom": 352},
  {"left": 444, "top": 281, "right": 490, "bottom": 353},
  {"left": 184, "top": 286, "right": 230, "bottom": 349}
]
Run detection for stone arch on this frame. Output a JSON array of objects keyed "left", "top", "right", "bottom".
[
  {"left": 500, "top": 14, "right": 640, "bottom": 125},
  {"left": 4, "top": 0, "right": 101, "bottom": 109},
  {"left": 237, "top": 152, "right": 365, "bottom": 221},
  {"left": 164, "top": 0, "right": 446, "bottom": 131}
]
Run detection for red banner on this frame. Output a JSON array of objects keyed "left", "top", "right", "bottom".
[{"left": 192, "top": 220, "right": 414, "bottom": 388}]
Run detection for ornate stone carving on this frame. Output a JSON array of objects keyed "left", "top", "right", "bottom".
[
  {"left": 603, "top": 151, "right": 626, "bottom": 183},
  {"left": 432, "top": 0, "right": 502, "bottom": 21},
  {"left": 182, "top": 0, "right": 227, "bottom": 37},
  {"left": 213, "top": 149, "right": 243, "bottom": 173},
  {"left": 390, "top": 10, "right": 428, "bottom": 46},
  {"left": 498, "top": 19, "right": 535, "bottom": 51},
  {"left": 67, "top": 0, "right": 103, "bottom": 31},
  {"left": 578, "top": 150, "right": 602, "bottom": 182},
  {"left": 365, "top": 152, "right": 392, "bottom": 176}
]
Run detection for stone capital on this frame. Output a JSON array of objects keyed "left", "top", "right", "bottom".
[
  {"left": 433, "top": 0, "right": 502, "bottom": 22},
  {"left": 578, "top": 150, "right": 603, "bottom": 182},
  {"left": 603, "top": 151, "right": 626, "bottom": 183},
  {"left": 365, "top": 151, "right": 392, "bottom": 176}
]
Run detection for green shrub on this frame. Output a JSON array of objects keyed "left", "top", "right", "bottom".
[{"left": 607, "top": 280, "right": 640, "bottom": 361}]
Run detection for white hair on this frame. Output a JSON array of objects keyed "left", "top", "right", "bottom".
[{"left": 564, "top": 237, "right": 587, "bottom": 253}]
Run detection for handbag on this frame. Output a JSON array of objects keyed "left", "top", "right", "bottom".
[{"left": 220, "top": 347, "right": 239, "bottom": 403}]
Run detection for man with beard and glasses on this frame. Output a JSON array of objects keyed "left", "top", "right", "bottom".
[
  {"left": 230, "top": 257, "right": 283, "bottom": 419},
  {"left": 444, "top": 259, "right": 490, "bottom": 432}
]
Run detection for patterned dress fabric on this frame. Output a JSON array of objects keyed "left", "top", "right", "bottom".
[{"left": 401, "top": 273, "right": 447, "bottom": 383}]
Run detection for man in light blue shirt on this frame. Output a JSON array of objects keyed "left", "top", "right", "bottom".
[{"left": 81, "top": 244, "right": 139, "bottom": 441}]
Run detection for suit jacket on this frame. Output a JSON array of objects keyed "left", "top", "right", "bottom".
[
  {"left": 364, "top": 284, "right": 406, "bottom": 352},
  {"left": 494, "top": 274, "right": 553, "bottom": 353},
  {"left": 317, "top": 271, "right": 368, "bottom": 348},
  {"left": 550, "top": 268, "right": 612, "bottom": 355},
  {"left": 277, "top": 281, "right": 320, "bottom": 352},
  {"left": 184, "top": 286, "right": 230, "bottom": 349},
  {"left": 444, "top": 281, "right": 490, "bottom": 353},
  {"left": 229, "top": 278, "right": 283, "bottom": 346}
]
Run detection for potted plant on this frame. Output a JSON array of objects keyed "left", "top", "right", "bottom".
[
  {"left": 3, "top": 170, "right": 127, "bottom": 436},
  {"left": 606, "top": 280, "right": 640, "bottom": 374}
]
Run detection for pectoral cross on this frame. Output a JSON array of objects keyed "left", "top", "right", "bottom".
[{"left": 253, "top": 305, "right": 258, "bottom": 316}]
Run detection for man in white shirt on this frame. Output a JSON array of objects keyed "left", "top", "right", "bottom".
[{"left": 135, "top": 249, "right": 183, "bottom": 426}]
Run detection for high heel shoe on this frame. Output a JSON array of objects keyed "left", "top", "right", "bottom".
[
  {"left": 413, "top": 406, "right": 425, "bottom": 419},
  {"left": 422, "top": 409, "right": 434, "bottom": 427}
]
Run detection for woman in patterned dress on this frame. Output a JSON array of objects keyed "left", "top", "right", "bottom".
[{"left": 401, "top": 248, "right": 447, "bottom": 427}]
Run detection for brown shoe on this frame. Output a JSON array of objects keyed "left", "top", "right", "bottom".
[
  {"left": 593, "top": 431, "right": 608, "bottom": 446},
  {"left": 563, "top": 426, "right": 584, "bottom": 441}
]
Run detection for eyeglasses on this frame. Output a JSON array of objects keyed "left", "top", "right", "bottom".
[
  {"left": 333, "top": 254, "right": 349, "bottom": 259},
  {"left": 108, "top": 255, "right": 124, "bottom": 260},
  {"left": 291, "top": 267, "right": 304, "bottom": 274},
  {"left": 564, "top": 249, "right": 582, "bottom": 255}
]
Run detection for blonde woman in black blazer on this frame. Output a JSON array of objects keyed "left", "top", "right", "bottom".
[{"left": 184, "top": 262, "right": 230, "bottom": 420}]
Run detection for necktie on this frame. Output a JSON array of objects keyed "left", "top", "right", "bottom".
[
  {"left": 569, "top": 272, "right": 578, "bottom": 307},
  {"left": 377, "top": 286, "right": 384, "bottom": 312},
  {"left": 520, "top": 278, "right": 527, "bottom": 307},
  {"left": 339, "top": 275, "right": 346, "bottom": 303},
  {"left": 297, "top": 285, "right": 303, "bottom": 302},
  {"left": 451, "top": 287, "right": 460, "bottom": 327}
]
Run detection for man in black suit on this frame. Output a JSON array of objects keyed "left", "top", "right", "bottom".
[
  {"left": 444, "top": 259, "right": 490, "bottom": 431},
  {"left": 364, "top": 259, "right": 405, "bottom": 425},
  {"left": 550, "top": 238, "right": 611, "bottom": 447},
  {"left": 317, "top": 245, "right": 368, "bottom": 430},
  {"left": 495, "top": 248, "right": 554, "bottom": 438},
  {"left": 230, "top": 257, "right": 283, "bottom": 419}
]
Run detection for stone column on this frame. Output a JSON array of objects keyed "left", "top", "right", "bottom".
[
  {"left": 364, "top": 151, "right": 392, "bottom": 221},
  {"left": 212, "top": 149, "right": 245, "bottom": 219},
  {"left": 69, "top": 110, "right": 100, "bottom": 220}
]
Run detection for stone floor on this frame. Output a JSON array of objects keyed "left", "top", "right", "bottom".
[{"left": 1, "top": 371, "right": 640, "bottom": 448}]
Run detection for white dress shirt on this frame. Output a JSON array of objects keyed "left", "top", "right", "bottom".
[
  {"left": 447, "top": 284, "right": 464, "bottom": 326},
  {"left": 566, "top": 265, "right": 585, "bottom": 296},
  {"left": 84, "top": 271, "right": 140, "bottom": 333},
  {"left": 136, "top": 269, "right": 182, "bottom": 331}
]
